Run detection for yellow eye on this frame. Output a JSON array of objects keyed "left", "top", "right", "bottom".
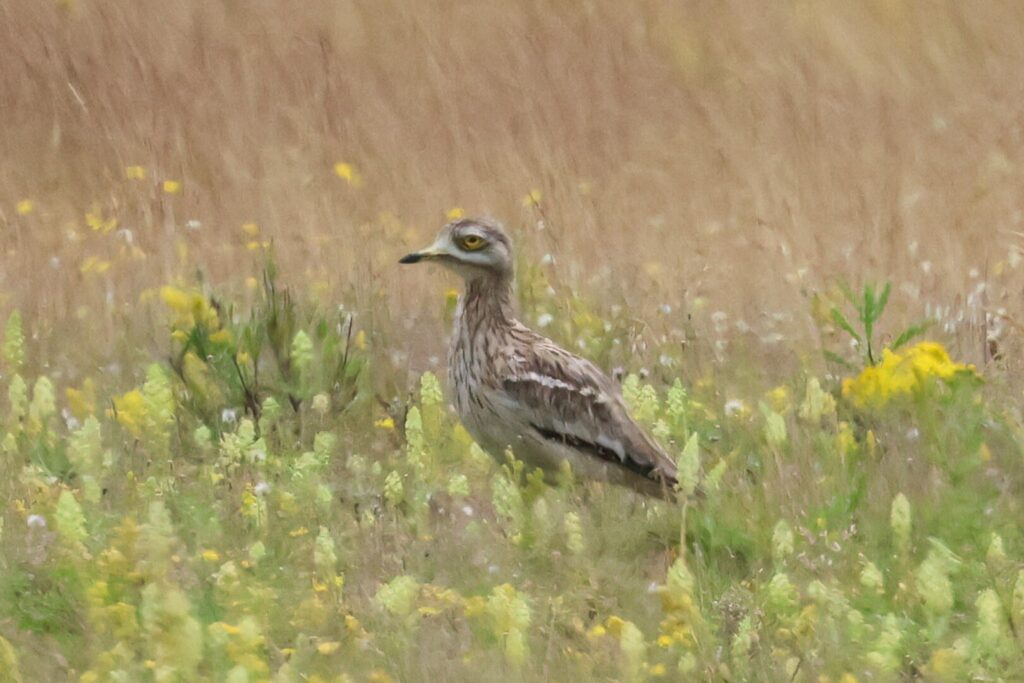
[{"left": 459, "top": 235, "right": 486, "bottom": 251}]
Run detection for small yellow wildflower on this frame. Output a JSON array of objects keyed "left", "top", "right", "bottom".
[
  {"left": 111, "top": 389, "right": 146, "bottom": 437},
  {"left": 80, "top": 257, "right": 112, "bottom": 275},
  {"left": 649, "top": 663, "right": 667, "bottom": 677},
  {"left": 85, "top": 205, "right": 117, "bottom": 234},
  {"left": 124, "top": 166, "right": 146, "bottom": 180},
  {"left": 446, "top": 207, "right": 465, "bottom": 220},
  {"left": 15, "top": 199, "right": 34, "bottom": 215},
  {"left": 586, "top": 624, "right": 607, "bottom": 639},
  {"left": 522, "top": 189, "right": 543, "bottom": 206},
  {"left": 208, "top": 329, "right": 233, "bottom": 345},
  {"left": 201, "top": 549, "right": 220, "bottom": 562},
  {"left": 246, "top": 240, "right": 270, "bottom": 251},
  {"left": 374, "top": 417, "right": 395, "bottom": 430},
  {"left": 66, "top": 378, "right": 96, "bottom": 418},
  {"left": 289, "top": 526, "right": 309, "bottom": 537},
  {"left": 241, "top": 222, "right": 260, "bottom": 236},
  {"left": 244, "top": 276, "right": 259, "bottom": 290},
  {"left": 767, "top": 385, "right": 791, "bottom": 413},
  {"left": 604, "top": 615, "right": 626, "bottom": 636},
  {"left": 978, "top": 442, "right": 992, "bottom": 462},
  {"left": 316, "top": 640, "right": 341, "bottom": 655},
  {"left": 333, "top": 161, "right": 363, "bottom": 187},
  {"left": 162, "top": 180, "right": 181, "bottom": 194}
]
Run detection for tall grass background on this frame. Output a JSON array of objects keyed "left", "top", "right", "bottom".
[{"left": 3, "top": 2, "right": 1024, "bottom": 681}]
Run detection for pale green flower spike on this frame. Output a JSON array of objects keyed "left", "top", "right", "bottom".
[
  {"left": 314, "top": 526, "right": 338, "bottom": 578},
  {"left": 375, "top": 575, "right": 420, "bottom": 618},
  {"left": 419, "top": 371, "right": 444, "bottom": 407},
  {"left": 771, "top": 520, "right": 794, "bottom": 567},
  {"left": 798, "top": 377, "right": 836, "bottom": 422},
  {"left": 383, "top": 470, "right": 405, "bottom": 507},
  {"left": 564, "top": 511, "right": 585, "bottom": 554},
  {"left": 290, "top": 330, "right": 314, "bottom": 375},
  {"left": 676, "top": 432, "right": 700, "bottom": 496},
  {"left": 891, "top": 493, "right": 912, "bottom": 555},
  {"left": 486, "top": 584, "right": 531, "bottom": 667},
  {"left": 3, "top": 310, "right": 25, "bottom": 371},
  {"left": 55, "top": 490, "right": 87, "bottom": 548}
]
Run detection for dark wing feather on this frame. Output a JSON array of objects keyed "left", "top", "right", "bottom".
[{"left": 498, "top": 327, "right": 678, "bottom": 487}]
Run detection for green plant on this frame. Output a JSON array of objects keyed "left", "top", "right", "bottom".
[{"left": 826, "top": 282, "right": 930, "bottom": 368}]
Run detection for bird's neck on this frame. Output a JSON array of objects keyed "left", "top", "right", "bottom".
[{"left": 460, "top": 274, "right": 515, "bottom": 329}]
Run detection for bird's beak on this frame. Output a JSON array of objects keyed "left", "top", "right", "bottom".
[{"left": 399, "top": 242, "right": 446, "bottom": 264}]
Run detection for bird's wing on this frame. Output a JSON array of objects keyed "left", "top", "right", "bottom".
[{"left": 496, "top": 326, "right": 678, "bottom": 486}]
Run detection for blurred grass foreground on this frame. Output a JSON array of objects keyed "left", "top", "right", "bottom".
[{"left": 3, "top": 1, "right": 1024, "bottom": 681}]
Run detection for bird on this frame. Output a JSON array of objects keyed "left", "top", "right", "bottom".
[{"left": 400, "top": 217, "right": 678, "bottom": 498}]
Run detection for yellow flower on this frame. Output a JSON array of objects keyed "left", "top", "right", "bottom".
[
  {"left": 80, "top": 257, "right": 112, "bottom": 275},
  {"left": 841, "top": 342, "right": 976, "bottom": 408},
  {"left": 316, "top": 641, "right": 341, "bottom": 655},
  {"left": 586, "top": 624, "right": 607, "bottom": 639},
  {"left": 289, "top": 526, "right": 309, "bottom": 537},
  {"left": 767, "top": 385, "right": 791, "bottom": 413},
  {"left": 522, "top": 189, "right": 542, "bottom": 206},
  {"left": 66, "top": 379, "right": 97, "bottom": 419},
  {"left": 604, "top": 615, "right": 626, "bottom": 636},
  {"left": 209, "top": 329, "right": 233, "bottom": 345},
  {"left": 15, "top": 199, "right": 34, "bottom": 215},
  {"left": 162, "top": 180, "right": 182, "bottom": 194},
  {"left": 374, "top": 417, "right": 395, "bottom": 430},
  {"left": 201, "top": 549, "right": 220, "bottom": 562},
  {"left": 85, "top": 205, "right": 117, "bottom": 234},
  {"left": 111, "top": 389, "right": 146, "bottom": 437},
  {"left": 125, "top": 166, "right": 146, "bottom": 180},
  {"left": 446, "top": 207, "right": 465, "bottom": 220},
  {"left": 334, "top": 161, "right": 363, "bottom": 187},
  {"left": 244, "top": 276, "right": 259, "bottom": 290},
  {"left": 160, "top": 286, "right": 218, "bottom": 329},
  {"left": 241, "top": 222, "right": 260, "bottom": 236}
]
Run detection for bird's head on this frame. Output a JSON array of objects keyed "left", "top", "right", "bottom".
[{"left": 399, "top": 217, "right": 513, "bottom": 281}]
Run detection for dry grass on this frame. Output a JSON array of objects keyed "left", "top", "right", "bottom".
[
  {"left": 4, "top": 4, "right": 1024, "bottom": 680},
  {"left": 4, "top": 0, "right": 1024, "bottom": 374}
]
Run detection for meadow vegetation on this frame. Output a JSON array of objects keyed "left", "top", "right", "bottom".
[{"left": 2, "top": 1, "right": 1024, "bottom": 681}]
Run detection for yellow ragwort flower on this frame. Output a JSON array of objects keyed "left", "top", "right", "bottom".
[
  {"left": 841, "top": 342, "right": 975, "bottom": 408},
  {"left": 162, "top": 180, "right": 182, "bottom": 194},
  {"left": 446, "top": 207, "right": 465, "bottom": 220},
  {"left": 15, "top": 199, "right": 34, "bottom": 216}
]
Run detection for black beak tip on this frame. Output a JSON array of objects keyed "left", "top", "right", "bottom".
[{"left": 399, "top": 253, "right": 422, "bottom": 264}]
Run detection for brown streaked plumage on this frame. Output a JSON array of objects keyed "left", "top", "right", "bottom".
[{"left": 400, "top": 217, "right": 678, "bottom": 497}]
